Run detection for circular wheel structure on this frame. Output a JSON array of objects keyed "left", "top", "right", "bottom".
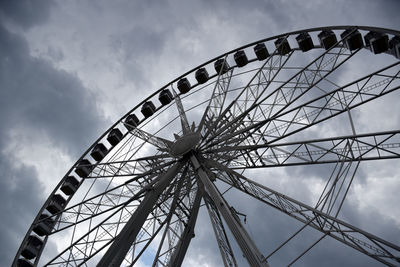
[{"left": 13, "top": 26, "right": 400, "bottom": 267}]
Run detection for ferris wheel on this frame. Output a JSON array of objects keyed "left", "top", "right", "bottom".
[{"left": 13, "top": 26, "right": 400, "bottom": 267}]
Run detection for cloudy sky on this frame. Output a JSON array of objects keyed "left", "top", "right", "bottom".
[{"left": 1, "top": 0, "right": 400, "bottom": 266}]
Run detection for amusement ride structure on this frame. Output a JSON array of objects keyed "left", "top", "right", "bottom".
[{"left": 13, "top": 26, "right": 400, "bottom": 266}]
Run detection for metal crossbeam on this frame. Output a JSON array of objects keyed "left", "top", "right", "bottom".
[
  {"left": 44, "top": 161, "right": 177, "bottom": 234},
  {"left": 200, "top": 46, "right": 293, "bottom": 143},
  {"left": 172, "top": 89, "right": 191, "bottom": 135},
  {"left": 88, "top": 156, "right": 175, "bottom": 179},
  {"left": 208, "top": 161, "right": 400, "bottom": 266},
  {"left": 199, "top": 56, "right": 233, "bottom": 138},
  {"left": 120, "top": 167, "right": 198, "bottom": 267},
  {"left": 279, "top": 144, "right": 360, "bottom": 265},
  {"left": 191, "top": 154, "right": 269, "bottom": 267},
  {"left": 204, "top": 130, "right": 400, "bottom": 168},
  {"left": 98, "top": 162, "right": 183, "bottom": 266},
  {"left": 46, "top": 195, "right": 141, "bottom": 265},
  {"left": 45, "top": 163, "right": 183, "bottom": 266},
  {"left": 168, "top": 188, "right": 202, "bottom": 267},
  {"left": 206, "top": 62, "right": 400, "bottom": 151},
  {"left": 203, "top": 35, "right": 359, "bottom": 149},
  {"left": 130, "top": 127, "right": 173, "bottom": 151},
  {"left": 204, "top": 193, "right": 238, "bottom": 267}
]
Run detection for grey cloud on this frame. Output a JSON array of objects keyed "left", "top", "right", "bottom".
[
  {"left": 0, "top": 0, "right": 54, "bottom": 29},
  {"left": 2, "top": 0, "right": 399, "bottom": 266},
  {"left": 0, "top": 24, "right": 105, "bottom": 157},
  {"left": 0, "top": 12, "right": 106, "bottom": 267},
  {"left": 0, "top": 157, "right": 43, "bottom": 266},
  {"left": 109, "top": 25, "right": 168, "bottom": 87}
]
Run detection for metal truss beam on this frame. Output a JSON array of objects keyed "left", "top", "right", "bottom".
[
  {"left": 88, "top": 156, "right": 175, "bottom": 179},
  {"left": 97, "top": 162, "right": 183, "bottom": 267},
  {"left": 129, "top": 127, "right": 173, "bottom": 151},
  {"left": 172, "top": 88, "right": 191, "bottom": 135},
  {"left": 168, "top": 188, "right": 202, "bottom": 267},
  {"left": 199, "top": 55, "right": 233, "bottom": 138},
  {"left": 204, "top": 192, "right": 238, "bottom": 267},
  {"left": 204, "top": 130, "right": 400, "bottom": 169},
  {"left": 207, "top": 61, "right": 400, "bottom": 152},
  {"left": 151, "top": 171, "right": 186, "bottom": 266},
  {"left": 203, "top": 33, "right": 360, "bottom": 149},
  {"left": 209, "top": 161, "right": 400, "bottom": 266},
  {"left": 44, "top": 160, "right": 177, "bottom": 234},
  {"left": 201, "top": 44, "right": 293, "bottom": 143},
  {"left": 190, "top": 154, "right": 269, "bottom": 267},
  {"left": 125, "top": 167, "right": 199, "bottom": 266}
]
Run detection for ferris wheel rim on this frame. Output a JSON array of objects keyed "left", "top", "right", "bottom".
[{"left": 13, "top": 25, "right": 400, "bottom": 266}]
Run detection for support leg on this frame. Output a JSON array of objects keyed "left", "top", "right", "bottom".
[
  {"left": 190, "top": 154, "right": 269, "bottom": 267},
  {"left": 97, "top": 162, "right": 183, "bottom": 267}
]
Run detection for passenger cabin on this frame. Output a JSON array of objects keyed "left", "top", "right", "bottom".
[
  {"left": 159, "top": 89, "right": 173, "bottom": 105},
  {"left": 124, "top": 114, "right": 139, "bottom": 131},
  {"left": 46, "top": 194, "right": 66, "bottom": 214},
  {"left": 254, "top": 43, "right": 269, "bottom": 60},
  {"left": 364, "top": 32, "right": 389, "bottom": 54},
  {"left": 75, "top": 159, "right": 93, "bottom": 178},
  {"left": 61, "top": 176, "right": 80, "bottom": 195},
  {"left": 341, "top": 29, "right": 363, "bottom": 51},
  {"left": 17, "top": 259, "right": 34, "bottom": 267},
  {"left": 318, "top": 30, "right": 337, "bottom": 50},
  {"left": 141, "top": 101, "right": 156, "bottom": 118},
  {"left": 107, "top": 128, "right": 123, "bottom": 146},
  {"left": 214, "top": 58, "right": 230, "bottom": 74},
  {"left": 274, "top": 37, "right": 291, "bottom": 55},
  {"left": 296, "top": 32, "right": 314, "bottom": 52},
  {"left": 389, "top": 36, "right": 400, "bottom": 59},
  {"left": 177, "top": 78, "right": 191, "bottom": 94},
  {"left": 21, "top": 235, "right": 43, "bottom": 259},
  {"left": 33, "top": 214, "right": 55, "bottom": 236},
  {"left": 364, "top": 31, "right": 389, "bottom": 54},
  {"left": 90, "top": 143, "right": 108, "bottom": 161},
  {"left": 234, "top": 50, "right": 248, "bottom": 67},
  {"left": 195, "top": 68, "right": 209, "bottom": 84}
]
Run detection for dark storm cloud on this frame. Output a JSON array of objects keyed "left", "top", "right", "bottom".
[
  {"left": 0, "top": 156, "right": 43, "bottom": 264},
  {"left": 0, "top": 0, "right": 54, "bottom": 29},
  {"left": 1, "top": 0, "right": 399, "bottom": 266},
  {"left": 0, "top": 24, "right": 105, "bottom": 157},
  {"left": 0, "top": 3, "right": 106, "bottom": 266}
]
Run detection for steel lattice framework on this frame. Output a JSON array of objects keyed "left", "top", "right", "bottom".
[{"left": 13, "top": 26, "right": 400, "bottom": 267}]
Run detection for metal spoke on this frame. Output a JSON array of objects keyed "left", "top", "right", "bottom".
[
  {"left": 191, "top": 154, "right": 269, "bottom": 267},
  {"left": 167, "top": 187, "right": 202, "bottom": 267},
  {"left": 270, "top": 142, "right": 360, "bottom": 264},
  {"left": 208, "top": 160, "right": 400, "bottom": 266},
  {"left": 202, "top": 33, "right": 360, "bottom": 149},
  {"left": 98, "top": 162, "right": 184, "bottom": 266},
  {"left": 200, "top": 44, "right": 293, "bottom": 144},
  {"left": 199, "top": 55, "right": 233, "bottom": 137},
  {"left": 204, "top": 192, "right": 238, "bottom": 267},
  {"left": 203, "top": 130, "right": 400, "bottom": 169},
  {"left": 129, "top": 127, "right": 173, "bottom": 152},
  {"left": 206, "top": 62, "right": 400, "bottom": 151},
  {"left": 172, "top": 89, "right": 191, "bottom": 135},
  {"left": 45, "top": 194, "right": 142, "bottom": 266},
  {"left": 126, "top": 166, "right": 199, "bottom": 267},
  {"left": 88, "top": 155, "right": 175, "bottom": 179}
]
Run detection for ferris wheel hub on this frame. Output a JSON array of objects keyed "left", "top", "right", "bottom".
[{"left": 169, "top": 131, "right": 201, "bottom": 157}]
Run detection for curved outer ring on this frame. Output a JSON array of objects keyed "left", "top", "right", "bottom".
[{"left": 13, "top": 25, "right": 400, "bottom": 266}]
